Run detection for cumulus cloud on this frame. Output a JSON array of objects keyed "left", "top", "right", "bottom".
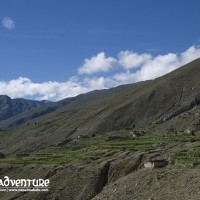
[
  {"left": 1, "top": 45, "right": 200, "bottom": 101},
  {"left": 84, "top": 77, "right": 106, "bottom": 90},
  {"left": 0, "top": 77, "right": 90, "bottom": 101},
  {"left": 118, "top": 51, "right": 152, "bottom": 69},
  {"left": 78, "top": 52, "right": 116, "bottom": 74},
  {"left": 134, "top": 53, "right": 179, "bottom": 82},
  {"left": 112, "top": 46, "right": 200, "bottom": 85},
  {"left": 180, "top": 45, "right": 200, "bottom": 64},
  {"left": 2, "top": 17, "right": 15, "bottom": 30}
]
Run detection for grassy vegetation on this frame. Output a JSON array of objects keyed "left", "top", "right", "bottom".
[
  {"left": 171, "top": 147, "right": 200, "bottom": 165},
  {"left": 0, "top": 148, "right": 101, "bottom": 165},
  {"left": 1, "top": 131, "right": 200, "bottom": 165},
  {"left": 99, "top": 132, "right": 200, "bottom": 151}
]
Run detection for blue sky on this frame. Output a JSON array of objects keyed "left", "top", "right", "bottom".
[{"left": 0, "top": 0, "right": 200, "bottom": 100}]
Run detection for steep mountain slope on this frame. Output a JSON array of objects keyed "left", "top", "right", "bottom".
[
  {"left": 1, "top": 59, "right": 200, "bottom": 200},
  {"left": 0, "top": 95, "right": 51, "bottom": 121},
  {"left": 0, "top": 81, "right": 150, "bottom": 130},
  {"left": 0, "top": 58, "right": 200, "bottom": 155}
]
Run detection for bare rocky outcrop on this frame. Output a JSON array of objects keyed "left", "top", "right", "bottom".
[
  {"left": 78, "top": 161, "right": 111, "bottom": 200},
  {"left": 107, "top": 153, "right": 144, "bottom": 183}
]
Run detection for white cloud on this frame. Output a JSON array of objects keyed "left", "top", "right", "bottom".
[
  {"left": 0, "top": 45, "right": 200, "bottom": 101},
  {"left": 84, "top": 77, "right": 106, "bottom": 90},
  {"left": 180, "top": 45, "right": 200, "bottom": 64},
  {"left": 113, "top": 71, "right": 137, "bottom": 84},
  {"left": 118, "top": 51, "right": 152, "bottom": 69},
  {"left": 0, "top": 77, "right": 89, "bottom": 101},
  {"left": 112, "top": 46, "right": 200, "bottom": 85},
  {"left": 78, "top": 52, "right": 116, "bottom": 74},
  {"left": 2, "top": 17, "right": 15, "bottom": 30},
  {"left": 134, "top": 53, "right": 179, "bottom": 82}
]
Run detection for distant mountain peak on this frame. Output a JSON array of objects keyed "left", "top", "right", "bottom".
[{"left": 0, "top": 95, "right": 52, "bottom": 121}]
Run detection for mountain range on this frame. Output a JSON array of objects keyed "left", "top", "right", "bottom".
[
  {"left": 1, "top": 58, "right": 200, "bottom": 200},
  {"left": 1, "top": 59, "right": 200, "bottom": 143},
  {"left": 0, "top": 95, "right": 51, "bottom": 122}
]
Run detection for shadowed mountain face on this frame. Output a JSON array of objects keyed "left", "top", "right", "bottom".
[{"left": 0, "top": 95, "right": 51, "bottom": 121}]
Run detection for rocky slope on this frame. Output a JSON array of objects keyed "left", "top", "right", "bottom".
[{"left": 1, "top": 133, "right": 200, "bottom": 200}]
